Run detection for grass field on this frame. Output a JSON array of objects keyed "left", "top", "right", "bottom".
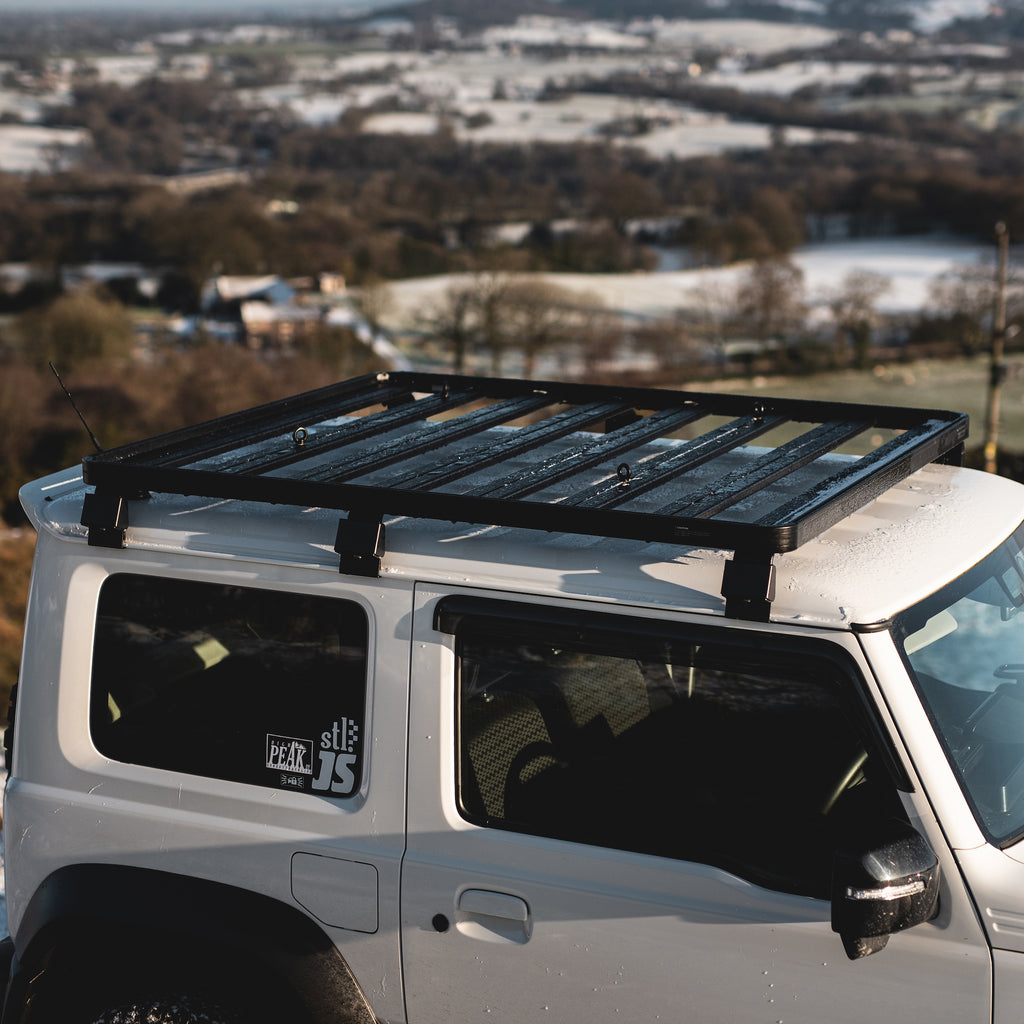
[{"left": 688, "top": 355, "right": 1024, "bottom": 453}]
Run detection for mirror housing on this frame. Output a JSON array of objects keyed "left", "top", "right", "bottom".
[{"left": 831, "top": 818, "right": 939, "bottom": 960}]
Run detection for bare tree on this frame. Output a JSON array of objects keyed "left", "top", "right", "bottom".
[
  {"left": 735, "top": 258, "right": 807, "bottom": 344},
  {"left": 420, "top": 273, "right": 593, "bottom": 377},
  {"left": 574, "top": 304, "right": 620, "bottom": 380},
  {"left": 587, "top": 170, "right": 665, "bottom": 237},
  {"left": 748, "top": 186, "right": 805, "bottom": 254},
  {"left": 684, "top": 277, "right": 736, "bottom": 367},
  {"left": 827, "top": 269, "right": 890, "bottom": 367},
  {"left": 927, "top": 259, "right": 1024, "bottom": 356},
  {"left": 420, "top": 282, "right": 476, "bottom": 373},
  {"left": 501, "top": 279, "right": 582, "bottom": 379},
  {"left": 630, "top": 317, "right": 703, "bottom": 376},
  {"left": 472, "top": 271, "right": 512, "bottom": 375}
]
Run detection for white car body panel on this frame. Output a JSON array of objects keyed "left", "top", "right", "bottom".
[{"left": 7, "top": 395, "right": 1024, "bottom": 1023}]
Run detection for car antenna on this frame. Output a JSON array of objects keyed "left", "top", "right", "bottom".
[{"left": 49, "top": 362, "right": 103, "bottom": 453}]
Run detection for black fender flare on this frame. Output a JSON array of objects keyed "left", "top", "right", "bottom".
[{"left": 5, "top": 863, "right": 376, "bottom": 1024}]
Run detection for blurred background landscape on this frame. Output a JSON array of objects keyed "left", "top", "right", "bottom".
[{"left": 2, "top": 0, "right": 1024, "bottom": 709}]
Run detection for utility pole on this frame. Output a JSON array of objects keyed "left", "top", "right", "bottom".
[{"left": 984, "top": 221, "right": 1009, "bottom": 474}]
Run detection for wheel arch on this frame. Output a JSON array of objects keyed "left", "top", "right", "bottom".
[{"left": 5, "top": 863, "right": 376, "bottom": 1024}]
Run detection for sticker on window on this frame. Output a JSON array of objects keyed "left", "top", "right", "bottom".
[
  {"left": 266, "top": 734, "right": 314, "bottom": 776},
  {"left": 266, "top": 717, "right": 361, "bottom": 795},
  {"left": 312, "top": 717, "right": 361, "bottom": 795}
]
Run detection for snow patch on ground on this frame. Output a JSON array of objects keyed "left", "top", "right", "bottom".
[
  {"left": 0, "top": 125, "right": 88, "bottom": 173},
  {"left": 649, "top": 17, "right": 836, "bottom": 54},
  {"left": 915, "top": 0, "right": 993, "bottom": 33},
  {"left": 383, "top": 235, "right": 997, "bottom": 330},
  {"left": 704, "top": 59, "right": 953, "bottom": 96}
]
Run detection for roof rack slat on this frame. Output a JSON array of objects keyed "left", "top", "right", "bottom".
[
  {"left": 389, "top": 399, "right": 633, "bottom": 491},
  {"left": 109, "top": 374, "right": 408, "bottom": 468},
  {"left": 303, "top": 392, "right": 556, "bottom": 483},
  {"left": 567, "top": 413, "right": 788, "bottom": 510},
  {"left": 211, "top": 388, "right": 478, "bottom": 476},
  {"left": 153, "top": 381, "right": 414, "bottom": 469},
  {"left": 658, "top": 419, "right": 869, "bottom": 519},
  {"left": 468, "top": 404, "right": 706, "bottom": 500}
]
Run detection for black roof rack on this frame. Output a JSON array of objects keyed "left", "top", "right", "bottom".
[{"left": 81, "top": 371, "right": 968, "bottom": 621}]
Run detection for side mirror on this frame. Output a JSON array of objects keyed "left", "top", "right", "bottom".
[{"left": 831, "top": 818, "right": 939, "bottom": 960}]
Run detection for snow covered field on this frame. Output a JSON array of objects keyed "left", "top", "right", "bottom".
[
  {"left": 0, "top": 125, "right": 87, "bottom": 174},
  {"left": 382, "top": 235, "right": 1002, "bottom": 329},
  {"left": 361, "top": 96, "right": 849, "bottom": 160},
  {"left": 0, "top": 3, "right": 1017, "bottom": 171}
]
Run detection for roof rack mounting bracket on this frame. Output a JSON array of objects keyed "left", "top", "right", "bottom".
[
  {"left": 721, "top": 551, "right": 777, "bottom": 623},
  {"left": 605, "top": 408, "right": 640, "bottom": 433},
  {"left": 937, "top": 441, "right": 966, "bottom": 466},
  {"left": 335, "top": 513, "right": 386, "bottom": 578},
  {"left": 81, "top": 490, "right": 131, "bottom": 549}
]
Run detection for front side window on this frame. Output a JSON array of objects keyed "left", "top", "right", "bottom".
[
  {"left": 91, "top": 574, "right": 368, "bottom": 796},
  {"left": 449, "top": 602, "right": 900, "bottom": 899},
  {"left": 896, "top": 521, "right": 1024, "bottom": 846}
]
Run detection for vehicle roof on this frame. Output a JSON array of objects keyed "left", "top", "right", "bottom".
[{"left": 22, "top": 459, "right": 1024, "bottom": 629}]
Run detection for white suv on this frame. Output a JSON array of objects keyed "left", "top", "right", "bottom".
[{"left": 2, "top": 371, "right": 1021, "bottom": 1023}]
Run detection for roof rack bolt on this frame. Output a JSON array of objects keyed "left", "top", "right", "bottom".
[
  {"left": 753, "top": 402, "right": 766, "bottom": 422},
  {"left": 617, "top": 463, "right": 632, "bottom": 487},
  {"left": 292, "top": 426, "right": 308, "bottom": 447}
]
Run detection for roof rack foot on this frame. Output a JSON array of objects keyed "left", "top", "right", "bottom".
[
  {"left": 722, "top": 551, "right": 776, "bottom": 622},
  {"left": 335, "top": 513, "right": 385, "bottom": 578},
  {"left": 81, "top": 491, "right": 131, "bottom": 549}
]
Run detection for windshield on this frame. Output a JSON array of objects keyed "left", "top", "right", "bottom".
[{"left": 896, "top": 520, "right": 1024, "bottom": 847}]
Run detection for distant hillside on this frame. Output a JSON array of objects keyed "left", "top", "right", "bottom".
[
  {"left": 386, "top": 0, "right": 918, "bottom": 30},
  {"left": 561, "top": 1, "right": 842, "bottom": 26},
  {"left": 384, "top": 0, "right": 1024, "bottom": 38},
  {"left": 384, "top": 0, "right": 579, "bottom": 32}
]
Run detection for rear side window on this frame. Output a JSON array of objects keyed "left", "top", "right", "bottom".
[
  {"left": 450, "top": 604, "right": 902, "bottom": 899},
  {"left": 91, "top": 574, "right": 368, "bottom": 796}
]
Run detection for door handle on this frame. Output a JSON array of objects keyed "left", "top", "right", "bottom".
[{"left": 456, "top": 889, "right": 532, "bottom": 944}]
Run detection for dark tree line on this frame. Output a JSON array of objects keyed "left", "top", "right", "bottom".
[
  {"left": 576, "top": 71, "right": 995, "bottom": 149},
  {"left": 4, "top": 120, "right": 1023, "bottom": 301}
]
